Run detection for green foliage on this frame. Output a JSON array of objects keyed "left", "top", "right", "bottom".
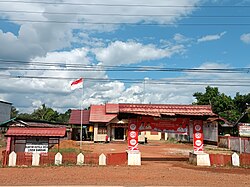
[
  {"left": 10, "top": 106, "right": 19, "bottom": 118},
  {"left": 17, "top": 104, "right": 71, "bottom": 123},
  {"left": 49, "top": 147, "right": 80, "bottom": 153},
  {"left": 193, "top": 86, "right": 249, "bottom": 123},
  {"left": 193, "top": 86, "right": 220, "bottom": 105}
]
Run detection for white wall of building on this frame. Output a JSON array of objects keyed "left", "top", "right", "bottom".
[
  {"left": 94, "top": 123, "right": 107, "bottom": 142},
  {"left": 145, "top": 131, "right": 161, "bottom": 140}
]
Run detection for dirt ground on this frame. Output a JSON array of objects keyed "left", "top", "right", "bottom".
[{"left": 0, "top": 141, "right": 249, "bottom": 186}]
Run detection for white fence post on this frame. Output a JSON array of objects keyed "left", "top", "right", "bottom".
[
  {"left": 32, "top": 152, "right": 40, "bottom": 166},
  {"left": 8, "top": 151, "right": 17, "bottom": 167},
  {"left": 232, "top": 152, "right": 240, "bottom": 167},
  {"left": 99, "top": 153, "right": 106, "bottom": 166},
  {"left": 55, "top": 152, "right": 62, "bottom": 165},
  {"left": 77, "top": 153, "right": 84, "bottom": 165}
]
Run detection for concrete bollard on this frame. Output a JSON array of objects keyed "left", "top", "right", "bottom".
[
  {"left": 99, "top": 153, "right": 106, "bottom": 166},
  {"left": 77, "top": 153, "right": 84, "bottom": 165},
  {"left": 32, "top": 152, "right": 40, "bottom": 166},
  {"left": 8, "top": 151, "right": 17, "bottom": 167},
  {"left": 55, "top": 152, "right": 62, "bottom": 165}
]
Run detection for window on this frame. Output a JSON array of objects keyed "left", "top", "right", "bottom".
[{"left": 98, "top": 125, "right": 107, "bottom": 134}]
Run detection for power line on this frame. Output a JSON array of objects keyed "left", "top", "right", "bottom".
[
  {"left": 0, "top": 74, "right": 249, "bottom": 87},
  {"left": 1, "top": 10, "right": 250, "bottom": 18},
  {"left": 0, "top": 59, "right": 250, "bottom": 73},
  {"left": 1, "top": 1, "right": 250, "bottom": 8},
  {"left": 1, "top": 18, "right": 250, "bottom": 26},
  {"left": 0, "top": 66, "right": 250, "bottom": 73}
]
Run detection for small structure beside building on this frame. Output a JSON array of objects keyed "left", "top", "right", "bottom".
[
  {"left": 68, "top": 109, "right": 93, "bottom": 141},
  {"left": 5, "top": 127, "right": 66, "bottom": 153}
]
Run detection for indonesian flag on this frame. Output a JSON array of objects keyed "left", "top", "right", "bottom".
[{"left": 71, "top": 78, "right": 83, "bottom": 90}]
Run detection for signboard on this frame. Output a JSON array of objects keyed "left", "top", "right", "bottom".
[
  {"left": 239, "top": 123, "right": 250, "bottom": 137},
  {"left": 128, "top": 119, "right": 139, "bottom": 151},
  {"left": 25, "top": 143, "right": 48, "bottom": 153},
  {"left": 193, "top": 120, "right": 204, "bottom": 153},
  {"left": 137, "top": 116, "right": 189, "bottom": 134},
  {"left": 25, "top": 138, "right": 49, "bottom": 153}
]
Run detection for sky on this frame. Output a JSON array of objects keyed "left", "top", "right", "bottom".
[{"left": 0, "top": 0, "right": 250, "bottom": 113}]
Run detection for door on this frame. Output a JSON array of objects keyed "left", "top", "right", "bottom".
[
  {"left": 115, "top": 127, "right": 124, "bottom": 140},
  {"left": 161, "top": 132, "right": 165, "bottom": 140}
]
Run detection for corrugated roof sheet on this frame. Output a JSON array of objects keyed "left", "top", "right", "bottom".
[
  {"left": 89, "top": 105, "right": 117, "bottom": 123},
  {"left": 5, "top": 127, "right": 66, "bottom": 137},
  {"left": 119, "top": 104, "right": 216, "bottom": 117},
  {"left": 68, "top": 110, "right": 90, "bottom": 125}
]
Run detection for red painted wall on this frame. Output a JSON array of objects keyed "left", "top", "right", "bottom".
[
  {"left": 240, "top": 153, "right": 250, "bottom": 166},
  {"left": 107, "top": 152, "right": 127, "bottom": 165},
  {"left": 209, "top": 154, "right": 232, "bottom": 166}
]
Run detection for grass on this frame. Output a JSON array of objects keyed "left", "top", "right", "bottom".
[{"left": 49, "top": 147, "right": 81, "bottom": 153}]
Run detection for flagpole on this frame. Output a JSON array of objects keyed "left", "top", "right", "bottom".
[
  {"left": 80, "top": 77, "right": 83, "bottom": 151},
  {"left": 80, "top": 102, "right": 83, "bottom": 150}
]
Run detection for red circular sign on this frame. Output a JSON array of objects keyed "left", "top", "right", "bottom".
[
  {"left": 130, "top": 139, "right": 137, "bottom": 146},
  {"left": 195, "top": 124, "right": 201, "bottom": 132},
  {"left": 130, "top": 124, "right": 136, "bottom": 130},
  {"left": 129, "top": 131, "right": 137, "bottom": 138}
]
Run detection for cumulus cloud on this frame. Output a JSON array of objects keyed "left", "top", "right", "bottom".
[
  {"left": 93, "top": 41, "right": 184, "bottom": 65},
  {"left": 197, "top": 31, "right": 226, "bottom": 43},
  {"left": 0, "top": 0, "right": 201, "bottom": 60},
  {"left": 240, "top": 33, "right": 250, "bottom": 44}
]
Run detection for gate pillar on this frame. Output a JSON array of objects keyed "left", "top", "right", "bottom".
[
  {"left": 193, "top": 120, "right": 204, "bottom": 153},
  {"left": 127, "top": 119, "right": 141, "bottom": 165},
  {"left": 190, "top": 120, "right": 211, "bottom": 166}
]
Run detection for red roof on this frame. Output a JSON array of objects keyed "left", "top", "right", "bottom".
[
  {"left": 6, "top": 127, "right": 66, "bottom": 137},
  {"left": 119, "top": 104, "right": 216, "bottom": 117},
  {"left": 69, "top": 110, "right": 90, "bottom": 125},
  {"left": 105, "top": 103, "right": 119, "bottom": 113},
  {"left": 89, "top": 105, "right": 117, "bottom": 123}
]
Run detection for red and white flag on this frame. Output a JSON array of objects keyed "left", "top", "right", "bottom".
[{"left": 71, "top": 78, "right": 83, "bottom": 90}]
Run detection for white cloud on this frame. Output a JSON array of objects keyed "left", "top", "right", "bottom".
[
  {"left": 197, "top": 31, "right": 226, "bottom": 43},
  {"left": 240, "top": 33, "right": 250, "bottom": 44},
  {"left": 94, "top": 41, "right": 184, "bottom": 65},
  {"left": 0, "top": 0, "right": 201, "bottom": 60},
  {"left": 173, "top": 33, "right": 191, "bottom": 43}
]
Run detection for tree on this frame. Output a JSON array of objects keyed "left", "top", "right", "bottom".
[
  {"left": 17, "top": 104, "right": 71, "bottom": 123},
  {"left": 193, "top": 86, "right": 249, "bottom": 122},
  {"left": 193, "top": 86, "right": 219, "bottom": 105},
  {"left": 10, "top": 106, "right": 19, "bottom": 118}
]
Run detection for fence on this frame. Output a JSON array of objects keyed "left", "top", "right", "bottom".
[
  {"left": 1, "top": 151, "right": 127, "bottom": 167},
  {"left": 218, "top": 136, "right": 250, "bottom": 153}
]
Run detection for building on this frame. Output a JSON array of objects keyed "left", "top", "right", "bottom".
[
  {"left": 68, "top": 109, "right": 93, "bottom": 141},
  {"left": 69, "top": 103, "right": 217, "bottom": 143},
  {"left": 0, "top": 100, "right": 12, "bottom": 124},
  {"left": 5, "top": 127, "right": 66, "bottom": 153}
]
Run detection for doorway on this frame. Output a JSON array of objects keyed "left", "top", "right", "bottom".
[{"left": 115, "top": 127, "right": 124, "bottom": 140}]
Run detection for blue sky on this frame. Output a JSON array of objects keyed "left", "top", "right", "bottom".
[{"left": 0, "top": 0, "right": 249, "bottom": 112}]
